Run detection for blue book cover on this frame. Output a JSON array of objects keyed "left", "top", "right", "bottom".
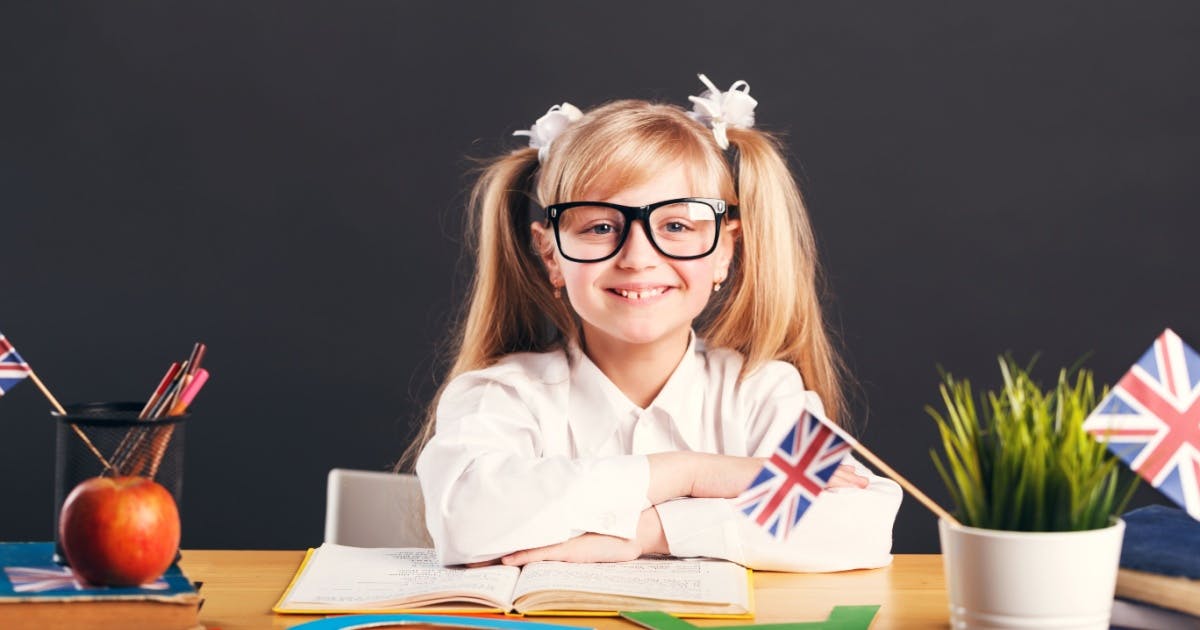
[
  {"left": 1120, "top": 505, "right": 1200, "bottom": 580},
  {"left": 0, "top": 542, "right": 198, "bottom": 603}
]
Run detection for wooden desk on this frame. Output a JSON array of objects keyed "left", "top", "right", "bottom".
[{"left": 178, "top": 551, "right": 949, "bottom": 630}]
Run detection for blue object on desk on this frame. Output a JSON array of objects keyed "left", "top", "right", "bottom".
[
  {"left": 0, "top": 541, "right": 196, "bottom": 600},
  {"left": 286, "top": 614, "right": 593, "bottom": 630},
  {"left": 1121, "top": 505, "right": 1200, "bottom": 578}
]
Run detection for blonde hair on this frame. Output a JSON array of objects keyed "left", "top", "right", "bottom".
[{"left": 398, "top": 99, "right": 847, "bottom": 470}]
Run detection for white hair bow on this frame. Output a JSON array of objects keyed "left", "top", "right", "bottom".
[
  {"left": 513, "top": 102, "right": 584, "bottom": 163},
  {"left": 687, "top": 74, "right": 757, "bottom": 149}
]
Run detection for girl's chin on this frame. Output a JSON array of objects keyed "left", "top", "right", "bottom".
[{"left": 583, "top": 324, "right": 691, "bottom": 349}]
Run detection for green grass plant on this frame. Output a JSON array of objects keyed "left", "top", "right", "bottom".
[{"left": 928, "top": 357, "right": 1138, "bottom": 531}]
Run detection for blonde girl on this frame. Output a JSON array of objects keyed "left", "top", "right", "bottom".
[{"left": 408, "top": 75, "right": 901, "bottom": 571}]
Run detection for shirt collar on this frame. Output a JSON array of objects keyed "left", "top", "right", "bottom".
[{"left": 565, "top": 331, "right": 705, "bottom": 453}]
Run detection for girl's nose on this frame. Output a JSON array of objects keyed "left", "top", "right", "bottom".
[{"left": 615, "top": 222, "right": 660, "bottom": 269}]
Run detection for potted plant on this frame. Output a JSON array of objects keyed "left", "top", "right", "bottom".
[{"left": 929, "top": 357, "right": 1139, "bottom": 630}]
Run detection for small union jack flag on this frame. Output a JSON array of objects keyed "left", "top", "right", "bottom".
[
  {"left": 3, "top": 565, "right": 169, "bottom": 592},
  {"left": 0, "top": 333, "right": 32, "bottom": 397},
  {"left": 735, "top": 409, "right": 852, "bottom": 540},
  {"left": 4, "top": 566, "right": 87, "bottom": 592},
  {"left": 1083, "top": 328, "right": 1200, "bottom": 521}
]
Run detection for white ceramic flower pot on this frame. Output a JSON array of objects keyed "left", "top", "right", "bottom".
[{"left": 938, "top": 518, "right": 1124, "bottom": 630}]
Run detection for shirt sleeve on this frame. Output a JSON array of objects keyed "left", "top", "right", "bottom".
[
  {"left": 416, "top": 367, "right": 650, "bottom": 566},
  {"left": 654, "top": 362, "right": 902, "bottom": 572}
]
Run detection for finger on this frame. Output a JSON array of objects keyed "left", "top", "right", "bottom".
[
  {"left": 502, "top": 542, "right": 562, "bottom": 566},
  {"left": 501, "top": 551, "right": 533, "bottom": 566},
  {"left": 841, "top": 470, "right": 869, "bottom": 488},
  {"left": 501, "top": 550, "right": 534, "bottom": 566},
  {"left": 827, "top": 466, "right": 869, "bottom": 489},
  {"left": 831, "top": 469, "right": 866, "bottom": 487}
]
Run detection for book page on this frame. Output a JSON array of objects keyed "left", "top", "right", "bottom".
[
  {"left": 281, "top": 544, "right": 520, "bottom": 610},
  {"left": 512, "top": 558, "right": 748, "bottom": 606}
]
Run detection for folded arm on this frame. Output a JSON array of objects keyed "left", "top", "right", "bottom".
[
  {"left": 415, "top": 371, "right": 753, "bottom": 565},
  {"left": 656, "top": 456, "right": 902, "bottom": 572},
  {"left": 500, "top": 456, "right": 871, "bottom": 567},
  {"left": 416, "top": 378, "right": 652, "bottom": 565},
  {"left": 650, "top": 362, "right": 903, "bottom": 572},
  {"left": 502, "top": 362, "right": 903, "bottom": 572}
]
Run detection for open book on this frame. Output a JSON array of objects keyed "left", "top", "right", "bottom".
[{"left": 273, "top": 544, "right": 753, "bottom": 619}]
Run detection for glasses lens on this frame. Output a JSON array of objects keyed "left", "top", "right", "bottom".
[
  {"left": 557, "top": 205, "right": 627, "bottom": 260},
  {"left": 648, "top": 201, "right": 718, "bottom": 258}
]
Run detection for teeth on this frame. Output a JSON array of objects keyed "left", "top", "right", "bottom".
[{"left": 616, "top": 288, "right": 665, "bottom": 300}]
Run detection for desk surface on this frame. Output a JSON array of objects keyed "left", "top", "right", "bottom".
[{"left": 178, "top": 551, "right": 949, "bottom": 630}]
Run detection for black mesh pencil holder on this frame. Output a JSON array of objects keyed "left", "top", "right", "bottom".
[{"left": 52, "top": 402, "right": 187, "bottom": 564}]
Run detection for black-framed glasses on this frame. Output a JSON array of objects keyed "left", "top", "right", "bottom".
[{"left": 545, "top": 197, "right": 733, "bottom": 263}]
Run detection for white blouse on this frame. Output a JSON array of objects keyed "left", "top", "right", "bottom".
[{"left": 416, "top": 335, "right": 902, "bottom": 571}]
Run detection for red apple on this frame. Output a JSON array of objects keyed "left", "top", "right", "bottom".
[{"left": 58, "top": 476, "right": 181, "bottom": 587}]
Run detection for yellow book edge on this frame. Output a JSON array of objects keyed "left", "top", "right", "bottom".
[{"left": 273, "top": 548, "right": 755, "bottom": 619}]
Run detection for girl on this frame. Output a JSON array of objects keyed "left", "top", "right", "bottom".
[{"left": 408, "top": 75, "right": 901, "bottom": 572}]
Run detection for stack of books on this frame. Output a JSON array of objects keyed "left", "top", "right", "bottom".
[
  {"left": 0, "top": 542, "right": 201, "bottom": 630},
  {"left": 1109, "top": 505, "right": 1199, "bottom": 630}
]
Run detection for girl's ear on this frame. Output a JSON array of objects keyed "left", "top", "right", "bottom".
[
  {"left": 530, "top": 222, "right": 563, "bottom": 286},
  {"left": 714, "top": 218, "right": 741, "bottom": 280}
]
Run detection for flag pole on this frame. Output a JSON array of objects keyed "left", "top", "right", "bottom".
[
  {"left": 823, "top": 418, "right": 961, "bottom": 527},
  {"left": 28, "top": 369, "right": 114, "bottom": 473}
]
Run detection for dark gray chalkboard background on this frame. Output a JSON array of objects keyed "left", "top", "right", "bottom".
[{"left": 2, "top": 2, "right": 1197, "bottom": 552}]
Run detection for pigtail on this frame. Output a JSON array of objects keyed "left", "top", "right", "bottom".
[
  {"left": 702, "top": 128, "right": 849, "bottom": 425},
  {"left": 398, "top": 148, "right": 574, "bottom": 470},
  {"left": 454, "top": 149, "right": 575, "bottom": 370}
]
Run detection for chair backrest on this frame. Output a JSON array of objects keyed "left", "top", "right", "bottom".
[{"left": 324, "top": 468, "right": 434, "bottom": 548}]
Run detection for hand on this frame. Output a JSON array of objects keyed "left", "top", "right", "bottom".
[
  {"left": 826, "top": 463, "right": 869, "bottom": 490},
  {"left": 688, "top": 453, "right": 767, "bottom": 498},
  {"left": 500, "top": 533, "right": 641, "bottom": 566},
  {"left": 500, "top": 507, "right": 668, "bottom": 566},
  {"left": 647, "top": 452, "right": 764, "bottom": 502}
]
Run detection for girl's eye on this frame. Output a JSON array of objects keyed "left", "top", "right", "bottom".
[
  {"left": 579, "top": 222, "right": 617, "bottom": 236},
  {"left": 663, "top": 221, "right": 691, "bottom": 233}
]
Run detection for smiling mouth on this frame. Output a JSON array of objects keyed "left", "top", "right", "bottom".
[{"left": 608, "top": 287, "right": 670, "bottom": 300}]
